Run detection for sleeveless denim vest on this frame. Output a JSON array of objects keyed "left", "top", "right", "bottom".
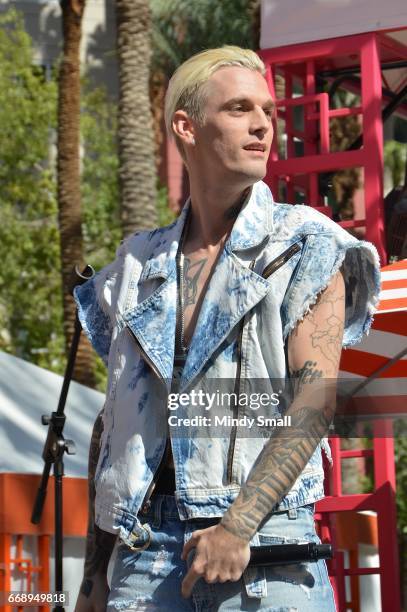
[{"left": 74, "top": 180, "right": 381, "bottom": 546}]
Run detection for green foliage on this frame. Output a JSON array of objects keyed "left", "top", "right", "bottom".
[
  {"left": 157, "top": 182, "right": 176, "bottom": 227},
  {"left": 80, "top": 83, "right": 122, "bottom": 268},
  {"left": 384, "top": 140, "right": 407, "bottom": 189},
  {"left": 0, "top": 14, "right": 96, "bottom": 379},
  {"left": 0, "top": 10, "right": 126, "bottom": 380},
  {"left": 0, "top": 9, "right": 64, "bottom": 371},
  {"left": 151, "top": 0, "right": 259, "bottom": 75}
]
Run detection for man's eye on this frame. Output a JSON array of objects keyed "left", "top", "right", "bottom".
[{"left": 230, "top": 106, "right": 244, "bottom": 112}]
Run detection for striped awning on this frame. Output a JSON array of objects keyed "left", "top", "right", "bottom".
[
  {"left": 377, "top": 258, "right": 407, "bottom": 314},
  {"left": 338, "top": 259, "right": 407, "bottom": 419}
]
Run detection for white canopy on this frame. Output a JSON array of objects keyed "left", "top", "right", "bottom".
[
  {"left": 260, "top": 0, "right": 407, "bottom": 49},
  {"left": 0, "top": 351, "right": 105, "bottom": 477}
]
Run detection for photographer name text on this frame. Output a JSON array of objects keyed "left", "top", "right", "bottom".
[{"left": 168, "top": 415, "right": 291, "bottom": 428}]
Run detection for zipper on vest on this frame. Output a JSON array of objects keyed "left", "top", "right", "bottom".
[
  {"left": 226, "top": 240, "right": 303, "bottom": 484},
  {"left": 226, "top": 258, "right": 256, "bottom": 484},
  {"left": 261, "top": 240, "right": 302, "bottom": 279}
]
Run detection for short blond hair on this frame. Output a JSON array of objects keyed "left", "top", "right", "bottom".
[{"left": 164, "top": 46, "right": 266, "bottom": 159}]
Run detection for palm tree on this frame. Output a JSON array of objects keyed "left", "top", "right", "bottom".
[
  {"left": 115, "top": 0, "right": 158, "bottom": 237},
  {"left": 150, "top": 0, "right": 260, "bottom": 75},
  {"left": 58, "top": 0, "right": 95, "bottom": 387}
]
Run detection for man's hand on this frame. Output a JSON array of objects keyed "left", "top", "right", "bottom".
[{"left": 181, "top": 523, "right": 250, "bottom": 598}]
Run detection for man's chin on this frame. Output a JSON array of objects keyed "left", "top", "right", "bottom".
[
  {"left": 207, "top": 162, "right": 267, "bottom": 188},
  {"left": 234, "top": 164, "right": 267, "bottom": 184}
]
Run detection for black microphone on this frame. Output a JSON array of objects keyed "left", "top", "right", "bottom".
[{"left": 249, "top": 542, "right": 332, "bottom": 566}]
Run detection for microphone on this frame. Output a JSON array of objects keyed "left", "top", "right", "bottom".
[{"left": 249, "top": 542, "right": 332, "bottom": 566}]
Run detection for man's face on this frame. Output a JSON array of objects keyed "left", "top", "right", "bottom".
[{"left": 193, "top": 66, "right": 274, "bottom": 185}]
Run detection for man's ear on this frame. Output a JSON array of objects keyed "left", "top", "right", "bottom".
[{"left": 172, "top": 110, "right": 196, "bottom": 147}]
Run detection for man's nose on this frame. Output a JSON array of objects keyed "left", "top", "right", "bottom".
[{"left": 250, "top": 107, "right": 272, "bottom": 134}]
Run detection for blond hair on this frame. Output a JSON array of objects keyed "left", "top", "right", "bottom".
[{"left": 164, "top": 46, "right": 266, "bottom": 159}]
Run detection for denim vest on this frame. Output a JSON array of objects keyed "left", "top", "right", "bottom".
[{"left": 74, "top": 180, "right": 380, "bottom": 547}]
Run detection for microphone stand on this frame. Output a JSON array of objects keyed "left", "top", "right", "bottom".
[{"left": 31, "top": 265, "right": 95, "bottom": 612}]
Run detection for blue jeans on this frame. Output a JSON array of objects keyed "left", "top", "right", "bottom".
[{"left": 107, "top": 495, "right": 336, "bottom": 611}]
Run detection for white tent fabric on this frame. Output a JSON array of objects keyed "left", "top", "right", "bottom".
[
  {"left": 0, "top": 350, "right": 105, "bottom": 477},
  {"left": 260, "top": 0, "right": 407, "bottom": 49}
]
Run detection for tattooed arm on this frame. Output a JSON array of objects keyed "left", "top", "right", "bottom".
[
  {"left": 74, "top": 410, "right": 117, "bottom": 612},
  {"left": 181, "top": 269, "right": 345, "bottom": 597},
  {"left": 220, "top": 268, "right": 345, "bottom": 540}
]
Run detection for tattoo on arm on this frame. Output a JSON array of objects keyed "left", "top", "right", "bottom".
[
  {"left": 221, "top": 378, "right": 333, "bottom": 541},
  {"left": 292, "top": 272, "right": 345, "bottom": 370},
  {"left": 80, "top": 410, "right": 117, "bottom": 597},
  {"left": 291, "top": 360, "right": 322, "bottom": 395},
  {"left": 221, "top": 275, "right": 344, "bottom": 541}
]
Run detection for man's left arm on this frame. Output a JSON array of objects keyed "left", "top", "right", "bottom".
[{"left": 181, "top": 269, "right": 345, "bottom": 598}]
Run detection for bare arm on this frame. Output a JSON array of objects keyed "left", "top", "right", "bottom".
[
  {"left": 74, "top": 410, "right": 117, "bottom": 612},
  {"left": 220, "top": 269, "right": 345, "bottom": 540}
]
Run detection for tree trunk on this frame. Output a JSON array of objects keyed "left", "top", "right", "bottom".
[
  {"left": 150, "top": 68, "right": 167, "bottom": 183},
  {"left": 116, "top": 0, "right": 158, "bottom": 237},
  {"left": 248, "top": 0, "right": 261, "bottom": 49},
  {"left": 58, "top": 0, "right": 95, "bottom": 387}
]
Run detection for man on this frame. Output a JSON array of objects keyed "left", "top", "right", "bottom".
[{"left": 74, "top": 46, "right": 380, "bottom": 611}]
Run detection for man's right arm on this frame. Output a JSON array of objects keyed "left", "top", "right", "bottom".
[{"left": 74, "top": 410, "right": 117, "bottom": 612}]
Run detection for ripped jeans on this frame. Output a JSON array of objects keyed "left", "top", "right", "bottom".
[{"left": 107, "top": 495, "right": 336, "bottom": 611}]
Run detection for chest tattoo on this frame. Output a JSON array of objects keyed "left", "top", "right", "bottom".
[{"left": 183, "top": 257, "right": 207, "bottom": 306}]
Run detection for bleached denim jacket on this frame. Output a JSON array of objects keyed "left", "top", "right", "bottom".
[{"left": 74, "top": 180, "right": 380, "bottom": 547}]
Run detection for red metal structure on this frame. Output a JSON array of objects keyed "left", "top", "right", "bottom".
[
  {"left": 259, "top": 27, "right": 407, "bottom": 612},
  {"left": 260, "top": 30, "right": 407, "bottom": 266}
]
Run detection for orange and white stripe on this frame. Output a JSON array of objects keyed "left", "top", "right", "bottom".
[
  {"left": 377, "top": 258, "right": 407, "bottom": 314},
  {"left": 338, "top": 259, "right": 407, "bottom": 417}
]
